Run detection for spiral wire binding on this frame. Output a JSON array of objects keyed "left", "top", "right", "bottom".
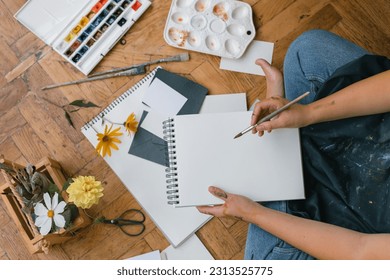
[
  {"left": 81, "top": 66, "right": 161, "bottom": 131},
  {"left": 163, "top": 118, "right": 180, "bottom": 205}
]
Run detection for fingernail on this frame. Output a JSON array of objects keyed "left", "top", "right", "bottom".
[{"left": 255, "top": 59, "right": 263, "bottom": 63}]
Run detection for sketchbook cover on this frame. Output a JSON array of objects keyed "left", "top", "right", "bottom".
[{"left": 167, "top": 111, "right": 305, "bottom": 207}]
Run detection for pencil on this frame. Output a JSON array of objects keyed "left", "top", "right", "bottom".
[{"left": 233, "top": 91, "right": 310, "bottom": 139}]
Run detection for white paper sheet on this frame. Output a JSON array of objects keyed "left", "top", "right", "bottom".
[
  {"left": 171, "top": 111, "right": 305, "bottom": 207},
  {"left": 220, "top": 40, "right": 274, "bottom": 76},
  {"left": 140, "top": 93, "right": 248, "bottom": 138},
  {"left": 142, "top": 78, "right": 188, "bottom": 117},
  {"left": 127, "top": 250, "right": 162, "bottom": 260}
]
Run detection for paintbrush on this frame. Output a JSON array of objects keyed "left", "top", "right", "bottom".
[
  {"left": 88, "top": 53, "right": 190, "bottom": 78},
  {"left": 234, "top": 91, "right": 310, "bottom": 139},
  {"left": 41, "top": 65, "right": 146, "bottom": 91}
]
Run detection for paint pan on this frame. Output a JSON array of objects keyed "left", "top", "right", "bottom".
[{"left": 15, "top": 0, "right": 152, "bottom": 75}]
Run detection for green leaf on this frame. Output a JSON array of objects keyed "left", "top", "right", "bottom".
[
  {"left": 62, "top": 208, "right": 72, "bottom": 227},
  {"left": 62, "top": 178, "right": 73, "bottom": 192},
  {"left": 69, "top": 100, "right": 99, "bottom": 108},
  {"left": 64, "top": 110, "right": 75, "bottom": 128},
  {"left": 48, "top": 183, "right": 60, "bottom": 195},
  {"left": 63, "top": 204, "right": 79, "bottom": 228},
  {"left": 68, "top": 204, "right": 79, "bottom": 221}
]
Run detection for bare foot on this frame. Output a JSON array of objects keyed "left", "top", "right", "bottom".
[{"left": 256, "top": 59, "right": 284, "bottom": 98}]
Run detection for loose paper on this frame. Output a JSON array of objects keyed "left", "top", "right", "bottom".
[
  {"left": 142, "top": 78, "right": 188, "bottom": 117},
  {"left": 220, "top": 40, "right": 274, "bottom": 75}
]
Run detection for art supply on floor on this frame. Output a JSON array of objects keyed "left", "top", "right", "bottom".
[
  {"left": 164, "top": 0, "right": 255, "bottom": 58},
  {"left": 15, "top": 0, "right": 151, "bottom": 75},
  {"left": 88, "top": 53, "right": 190, "bottom": 78},
  {"left": 41, "top": 65, "right": 146, "bottom": 90}
]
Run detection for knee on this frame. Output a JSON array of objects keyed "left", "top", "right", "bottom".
[{"left": 285, "top": 29, "right": 332, "bottom": 62}]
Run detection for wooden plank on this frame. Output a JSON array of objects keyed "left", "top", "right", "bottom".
[
  {"left": 5, "top": 46, "right": 51, "bottom": 83},
  {"left": 0, "top": 0, "right": 27, "bottom": 45},
  {"left": 0, "top": 78, "right": 28, "bottom": 115},
  {"left": 0, "top": 106, "right": 26, "bottom": 140},
  {"left": 24, "top": 63, "right": 86, "bottom": 144},
  {"left": 0, "top": 223, "right": 36, "bottom": 260},
  {"left": 35, "top": 245, "right": 70, "bottom": 260},
  {"left": 246, "top": 81, "right": 266, "bottom": 109},
  {"left": 118, "top": 239, "right": 153, "bottom": 260},
  {"left": 259, "top": 0, "right": 329, "bottom": 42},
  {"left": 231, "top": 248, "right": 245, "bottom": 260},
  {"left": 1, "top": 0, "right": 26, "bottom": 15},
  {"left": 0, "top": 198, "right": 11, "bottom": 226},
  {"left": 17, "top": 94, "right": 87, "bottom": 175},
  {"left": 144, "top": 228, "right": 170, "bottom": 252},
  {"left": 10, "top": 32, "right": 46, "bottom": 60},
  {"left": 197, "top": 218, "right": 241, "bottom": 260},
  {"left": 190, "top": 60, "right": 256, "bottom": 95},
  {"left": 332, "top": 0, "right": 390, "bottom": 57},
  {"left": 11, "top": 126, "right": 52, "bottom": 164},
  {"left": 228, "top": 220, "right": 249, "bottom": 248},
  {"left": 219, "top": 217, "right": 238, "bottom": 229},
  {"left": 336, "top": 0, "right": 390, "bottom": 36},
  {"left": 0, "top": 40, "right": 19, "bottom": 76},
  {"left": 252, "top": 0, "right": 295, "bottom": 27},
  {"left": 0, "top": 136, "right": 24, "bottom": 166},
  {"left": 0, "top": 245, "right": 9, "bottom": 260},
  {"left": 72, "top": 138, "right": 102, "bottom": 169}
]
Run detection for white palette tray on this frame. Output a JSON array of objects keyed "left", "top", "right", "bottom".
[{"left": 164, "top": 0, "right": 256, "bottom": 59}]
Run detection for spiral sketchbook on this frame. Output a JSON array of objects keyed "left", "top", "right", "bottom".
[
  {"left": 81, "top": 67, "right": 248, "bottom": 247},
  {"left": 163, "top": 111, "right": 305, "bottom": 207}
]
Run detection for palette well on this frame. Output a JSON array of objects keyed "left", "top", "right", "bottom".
[
  {"left": 164, "top": 0, "right": 256, "bottom": 59},
  {"left": 15, "top": 0, "right": 151, "bottom": 75}
]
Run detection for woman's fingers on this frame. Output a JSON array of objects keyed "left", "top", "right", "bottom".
[
  {"left": 208, "top": 186, "right": 229, "bottom": 201},
  {"left": 255, "top": 59, "right": 284, "bottom": 98},
  {"left": 197, "top": 186, "right": 229, "bottom": 217}
]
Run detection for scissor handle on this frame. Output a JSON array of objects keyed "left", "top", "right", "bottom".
[
  {"left": 118, "top": 209, "right": 145, "bottom": 223},
  {"left": 116, "top": 209, "right": 146, "bottom": 236},
  {"left": 119, "top": 222, "right": 146, "bottom": 236}
]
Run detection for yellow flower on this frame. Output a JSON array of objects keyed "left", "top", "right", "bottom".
[
  {"left": 66, "top": 176, "right": 104, "bottom": 209},
  {"left": 96, "top": 124, "right": 123, "bottom": 157},
  {"left": 124, "top": 113, "right": 138, "bottom": 135}
]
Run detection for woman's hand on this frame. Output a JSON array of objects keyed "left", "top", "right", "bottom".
[
  {"left": 196, "top": 186, "right": 262, "bottom": 223},
  {"left": 256, "top": 59, "right": 285, "bottom": 99},
  {"left": 252, "top": 59, "right": 311, "bottom": 136},
  {"left": 251, "top": 97, "right": 310, "bottom": 136}
]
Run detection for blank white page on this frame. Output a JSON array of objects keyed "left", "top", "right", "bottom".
[{"left": 171, "top": 111, "right": 305, "bottom": 207}]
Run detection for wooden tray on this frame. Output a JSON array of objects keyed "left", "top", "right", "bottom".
[{"left": 0, "top": 157, "right": 90, "bottom": 254}]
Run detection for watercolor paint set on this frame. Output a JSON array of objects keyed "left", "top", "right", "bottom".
[
  {"left": 15, "top": 0, "right": 151, "bottom": 75},
  {"left": 163, "top": 0, "right": 255, "bottom": 59}
]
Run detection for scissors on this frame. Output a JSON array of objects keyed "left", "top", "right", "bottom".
[{"left": 100, "top": 209, "right": 146, "bottom": 237}]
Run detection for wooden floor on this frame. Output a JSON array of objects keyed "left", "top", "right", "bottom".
[{"left": 1, "top": 0, "right": 389, "bottom": 260}]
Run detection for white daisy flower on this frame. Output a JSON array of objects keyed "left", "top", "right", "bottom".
[{"left": 34, "top": 192, "right": 67, "bottom": 235}]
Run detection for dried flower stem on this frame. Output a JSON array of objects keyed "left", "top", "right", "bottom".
[{"left": 101, "top": 116, "right": 124, "bottom": 126}]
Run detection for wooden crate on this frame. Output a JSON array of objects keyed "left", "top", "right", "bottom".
[{"left": 0, "top": 157, "right": 90, "bottom": 254}]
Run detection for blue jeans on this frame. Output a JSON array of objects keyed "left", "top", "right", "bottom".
[{"left": 244, "top": 29, "right": 369, "bottom": 260}]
